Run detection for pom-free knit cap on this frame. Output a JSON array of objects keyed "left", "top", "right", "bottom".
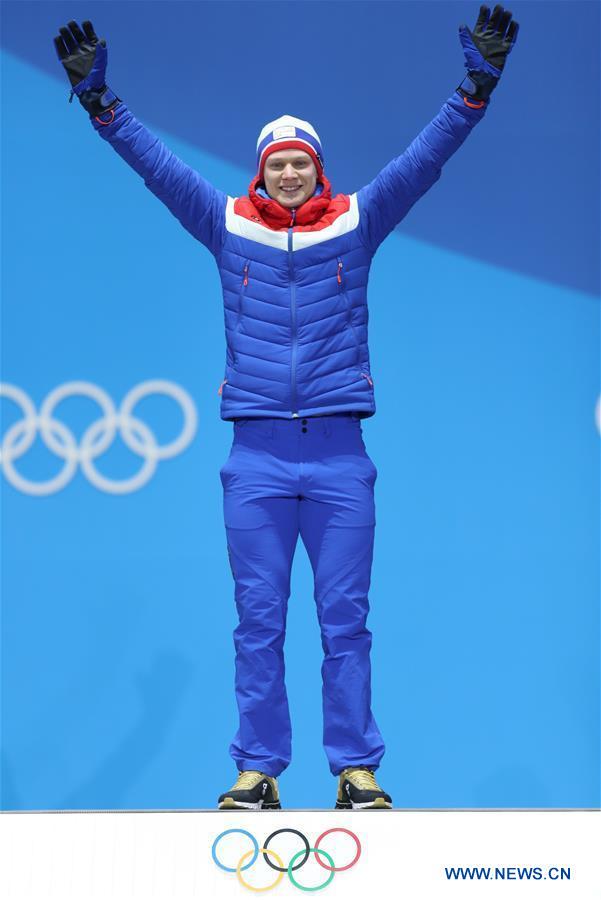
[{"left": 256, "top": 114, "right": 324, "bottom": 179}]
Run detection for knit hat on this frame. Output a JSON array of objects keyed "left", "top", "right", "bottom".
[{"left": 256, "top": 114, "right": 324, "bottom": 180}]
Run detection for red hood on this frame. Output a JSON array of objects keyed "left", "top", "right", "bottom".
[{"left": 247, "top": 174, "right": 333, "bottom": 230}]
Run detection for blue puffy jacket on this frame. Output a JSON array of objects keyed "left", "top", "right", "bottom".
[{"left": 92, "top": 91, "right": 486, "bottom": 420}]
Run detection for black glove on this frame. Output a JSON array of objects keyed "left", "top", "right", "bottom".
[
  {"left": 53, "top": 20, "right": 120, "bottom": 119},
  {"left": 457, "top": 5, "right": 520, "bottom": 105}
]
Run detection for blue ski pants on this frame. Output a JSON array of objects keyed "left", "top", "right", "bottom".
[{"left": 219, "top": 412, "right": 386, "bottom": 777}]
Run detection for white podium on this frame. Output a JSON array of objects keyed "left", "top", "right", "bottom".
[{"left": 1, "top": 809, "right": 599, "bottom": 898}]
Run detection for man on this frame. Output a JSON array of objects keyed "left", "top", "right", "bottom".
[{"left": 54, "top": 5, "right": 519, "bottom": 811}]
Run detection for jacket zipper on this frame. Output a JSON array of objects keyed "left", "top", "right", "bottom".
[
  {"left": 288, "top": 209, "right": 298, "bottom": 417},
  {"left": 338, "top": 258, "right": 372, "bottom": 385},
  {"left": 238, "top": 260, "right": 250, "bottom": 316},
  {"left": 234, "top": 260, "right": 250, "bottom": 366},
  {"left": 337, "top": 256, "right": 361, "bottom": 356}
]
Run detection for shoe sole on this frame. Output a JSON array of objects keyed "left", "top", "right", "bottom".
[
  {"left": 218, "top": 797, "right": 282, "bottom": 811},
  {"left": 335, "top": 797, "right": 392, "bottom": 810}
]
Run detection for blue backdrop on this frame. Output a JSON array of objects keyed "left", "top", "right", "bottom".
[{"left": 1, "top": 0, "right": 599, "bottom": 810}]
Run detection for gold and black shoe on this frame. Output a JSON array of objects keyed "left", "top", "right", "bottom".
[
  {"left": 335, "top": 766, "right": 392, "bottom": 810},
  {"left": 218, "top": 770, "right": 281, "bottom": 810}
]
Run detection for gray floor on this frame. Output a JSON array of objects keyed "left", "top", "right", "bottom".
[{"left": 2, "top": 808, "right": 597, "bottom": 814}]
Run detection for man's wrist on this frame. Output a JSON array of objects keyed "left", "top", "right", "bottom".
[
  {"left": 77, "top": 85, "right": 120, "bottom": 118},
  {"left": 457, "top": 70, "right": 498, "bottom": 105}
]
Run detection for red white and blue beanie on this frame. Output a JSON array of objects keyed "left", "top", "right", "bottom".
[{"left": 256, "top": 115, "right": 324, "bottom": 180}]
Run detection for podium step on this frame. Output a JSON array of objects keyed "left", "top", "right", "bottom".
[{"left": 1, "top": 809, "right": 598, "bottom": 898}]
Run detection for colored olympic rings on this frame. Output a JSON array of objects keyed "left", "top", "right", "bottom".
[
  {"left": 314, "top": 828, "right": 361, "bottom": 872},
  {"left": 212, "top": 827, "right": 362, "bottom": 892},
  {"left": 212, "top": 829, "right": 259, "bottom": 872},
  {"left": 263, "top": 829, "right": 310, "bottom": 872},
  {"left": 237, "top": 848, "right": 285, "bottom": 892},
  {"left": 288, "top": 848, "right": 335, "bottom": 892}
]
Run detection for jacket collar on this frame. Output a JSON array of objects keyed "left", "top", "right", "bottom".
[{"left": 248, "top": 174, "right": 333, "bottom": 229}]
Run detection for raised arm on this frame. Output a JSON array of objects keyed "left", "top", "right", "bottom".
[
  {"left": 357, "top": 4, "right": 519, "bottom": 253},
  {"left": 54, "top": 20, "right": 226, "bottom": 258}
]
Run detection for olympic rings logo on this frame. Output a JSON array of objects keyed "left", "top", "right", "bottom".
[
  {"left": 0, "top": 381, "right": 197, "bottom": 495},
  {"left": 212, "top": 827, "right": 361, "bottom": 892}
]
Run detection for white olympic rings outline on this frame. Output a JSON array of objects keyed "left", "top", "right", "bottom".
[{"left": 0, "top": 380, "right": 197, "bottom": 495}]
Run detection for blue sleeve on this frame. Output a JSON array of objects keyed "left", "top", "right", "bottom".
[
  {"left": 357, "top": 91, "right": 488, "bottom": 253},
  {"left": 91, "top": 103, "right": 226, "bottom": 258}
]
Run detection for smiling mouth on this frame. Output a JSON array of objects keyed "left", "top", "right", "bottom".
[{"left": 281, "top": 186, "right": 301, "bottom": 192}]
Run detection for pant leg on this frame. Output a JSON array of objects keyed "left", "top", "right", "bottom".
[
  {"left": 298, "top": 414, "right": 386, "bottom": 776},
  {"left": 220, "top": 418, "right": 299, "bottom": 777}
]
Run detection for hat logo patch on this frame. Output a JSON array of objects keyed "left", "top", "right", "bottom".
[{"left": 272, "top": 125, "right": 296, "bottom": 139}]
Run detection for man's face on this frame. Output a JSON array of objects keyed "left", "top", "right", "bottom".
[{"left": 262, "top": 149, "right": 318, "bottom": 208}]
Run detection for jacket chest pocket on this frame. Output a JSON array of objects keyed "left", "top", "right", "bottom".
[{"left": 337, "top": 257, "right": 360, "bottom": 350}]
